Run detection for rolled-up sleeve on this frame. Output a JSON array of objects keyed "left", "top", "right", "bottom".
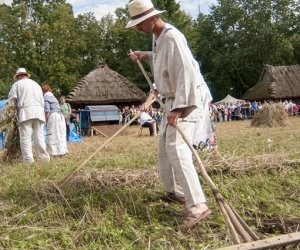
[{"left": 8, "top": 83, "right": 18, "bottom": 100}]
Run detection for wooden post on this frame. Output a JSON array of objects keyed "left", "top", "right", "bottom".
[
  {"left": 152, "top": 122, "right": 157, "bottom": 136},
  {"left": 215, "top": 231, "right": 300, "bottom": 250}
]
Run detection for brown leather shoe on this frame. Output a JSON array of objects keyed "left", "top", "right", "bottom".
[{"left": 178, "top": 209, "right": 212, "bottom": 232}]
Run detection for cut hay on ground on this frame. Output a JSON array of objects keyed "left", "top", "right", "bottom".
[
  {"left": 33, "top": 169, "right": 160, "bottom": 201},
  {"left": 204, "top": 152, "right": 298, "bottom": 176},
  {"left": 72, "top": 169, "right": 159, "bottom": 190},
  {"left": 33, "top": 151, "right": 299, "bottom": 202},
  {"left": 251, "top": 103, "right": 288, "bottom": 127},
  {"left": 8, "top": 117, "right": 300, "bottom": 249}
]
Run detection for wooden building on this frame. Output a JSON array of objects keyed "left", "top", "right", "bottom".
[
  {"left": 67, "top": 63, "right": 147, "bottom": 109},
  {"left": 243, "top": 65, "right": 300, "bottom": 102}
]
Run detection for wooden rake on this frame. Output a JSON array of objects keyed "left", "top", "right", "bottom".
[{"left": 132, "top": 50, "right": 259, "bottom": 243}]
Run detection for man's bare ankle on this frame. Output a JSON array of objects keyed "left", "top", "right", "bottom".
[{"left": 188, "top": 203, "right": 208, "bottom": 214}]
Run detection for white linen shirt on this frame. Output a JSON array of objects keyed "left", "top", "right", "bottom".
[
  {"left": 148, "top": 23, "right": 204, "bottom": 133},
  {"left": 8, "top": 78, "right": 45, "bottom": 123},
  {"left": 152, "top": 24, "right": 201, "bottom": 112},
  {"left": 139, "top": 111, "right": 154, "bottom": 125}
]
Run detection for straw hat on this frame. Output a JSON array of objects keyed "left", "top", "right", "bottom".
[
  {"left": 13, "top": 68, "right": 31, "bottom": 80},
  {"left": 126, "top": 0, "right": 165, "bottom": 28}
]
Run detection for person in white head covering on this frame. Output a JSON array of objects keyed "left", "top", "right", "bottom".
[
  {"left": 126, "top": 0, "right": 211, "bottom": 230},
  {"left": 8, "top": 68, "right": 50, "bottom": 164}
]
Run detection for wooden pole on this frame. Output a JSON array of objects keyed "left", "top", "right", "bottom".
[{"left": 129, "top": 49, "right": 164, "bottom": 107}]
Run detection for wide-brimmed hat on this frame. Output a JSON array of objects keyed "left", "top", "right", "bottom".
[
  {"left": 13, "top": 68, "right": 31, "bottom": 80},
  {"left": 126, "top": 0, "right": 165, "bottom": 28}
]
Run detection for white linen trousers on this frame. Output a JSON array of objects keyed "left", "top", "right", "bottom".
[
  {"left": 158, "top": 109, "right": 206, "bottom": 208},
  {"left": 19, "top": 119, "right": 50, "bottom": 163}
]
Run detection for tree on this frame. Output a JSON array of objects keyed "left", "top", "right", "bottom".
[
  {"left": 0, "top": 0, "right": 196, "bottom": 97},
  {"left": 193, "top": 0, "right": 299, "bottom": 100}
]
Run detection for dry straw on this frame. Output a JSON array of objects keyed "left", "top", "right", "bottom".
[
  {"left": 72, "top": 169, "right": 159, "bottom": 190},
  {"left": 0, "top": 100, "right": 21, "bottom": 161},
  {"left": 251, "top": 103, "right": 288, "bottom": 127}
]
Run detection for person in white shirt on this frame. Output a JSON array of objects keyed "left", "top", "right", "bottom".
[
  {"left": 8, "top": 68, "right": 50, "bottom": 164},
  {"left": 138, "top": 106, "right": 156, "bottom": 136},
  {"left": 127, "top": 0, "right": 211, "bottom": 231}
]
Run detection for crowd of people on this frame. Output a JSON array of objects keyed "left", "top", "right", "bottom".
[
  {"left": 118, "top": 100, "right": 300, "bottom": 132},
  {"left": 211, "top": 100, "right": 300, "bottom": 122}
]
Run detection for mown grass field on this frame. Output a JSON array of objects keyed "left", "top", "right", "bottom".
[{"left": 0, "top": 117, "right": 299, "bottom": 249}]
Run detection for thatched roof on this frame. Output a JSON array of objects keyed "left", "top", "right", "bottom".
[
  {"left": 243, "top": 65, "right": 300, "bottom": 101},
  {"left": 67, "top": 64, "right": 146, "bottom": 105}
]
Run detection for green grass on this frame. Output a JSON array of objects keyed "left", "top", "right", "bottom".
[{"left": 0, "top": 118, "right": 299, "bottom": 249}]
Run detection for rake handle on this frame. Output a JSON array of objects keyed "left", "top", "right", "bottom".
[{"left": 129, "top": 49, "right": 164, "bottom": 107}]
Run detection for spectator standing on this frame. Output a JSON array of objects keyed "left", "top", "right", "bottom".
[
  {"left": 288, "top": 100, "right": 293, "bottom": 116},
  {"left": 293, "top": 103, "right": 298, "bottom": 116},
  {"left": 42, "top": 84, "right": 68, "bottom": 156},
  {"left": 74, "top": 113, "right": 80, "bottom": 133},
  {"left": 284, "top": 100, "right": 289, "bottom": 114},
  {"left": 123, "top": 107, "right": 130, "bottom": 124},
  {"left": 8, "top": 68, "right": 50, "bottom": 164},
  {"left": 251, "top": 101, "right": 259, "bottom": 117},
  {"left": 235, "top": 101, "right": 242, "bottom": 120},
  {"left": 118, "top": 109, "right": 123, "bottom": 125},
  {"left": 228, "top": 103, "right": 233, "bottom": 121},
  {"left": 59, "top": 96, "right": 72, "bottom": 141},
  {"left": 223, "top": 103, "right": 228, "bottom": 121},
  {"left": 217, "top": 104, "right": 223, "bottom": 121},
  {"left": 241, "top": 101, "right": 249, "bottom": 119},
  {"left": 127, "top": 0, "right": 211, "bottom": 230}
]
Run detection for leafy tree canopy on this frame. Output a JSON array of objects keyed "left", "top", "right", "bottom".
[{"left": 0, "top": 0, "right": 298, "bottom": 101}]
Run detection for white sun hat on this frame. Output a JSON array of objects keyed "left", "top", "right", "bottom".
[
  {"left": 13, "top": 68, "right": 31, "bottom": 80},
  {"left": 126, "top": 0, "right": 166, "bottom": 28}
]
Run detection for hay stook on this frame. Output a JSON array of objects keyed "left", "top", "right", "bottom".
[{"left": 251, "top": 103, "right": 288, "bottom": 128}]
